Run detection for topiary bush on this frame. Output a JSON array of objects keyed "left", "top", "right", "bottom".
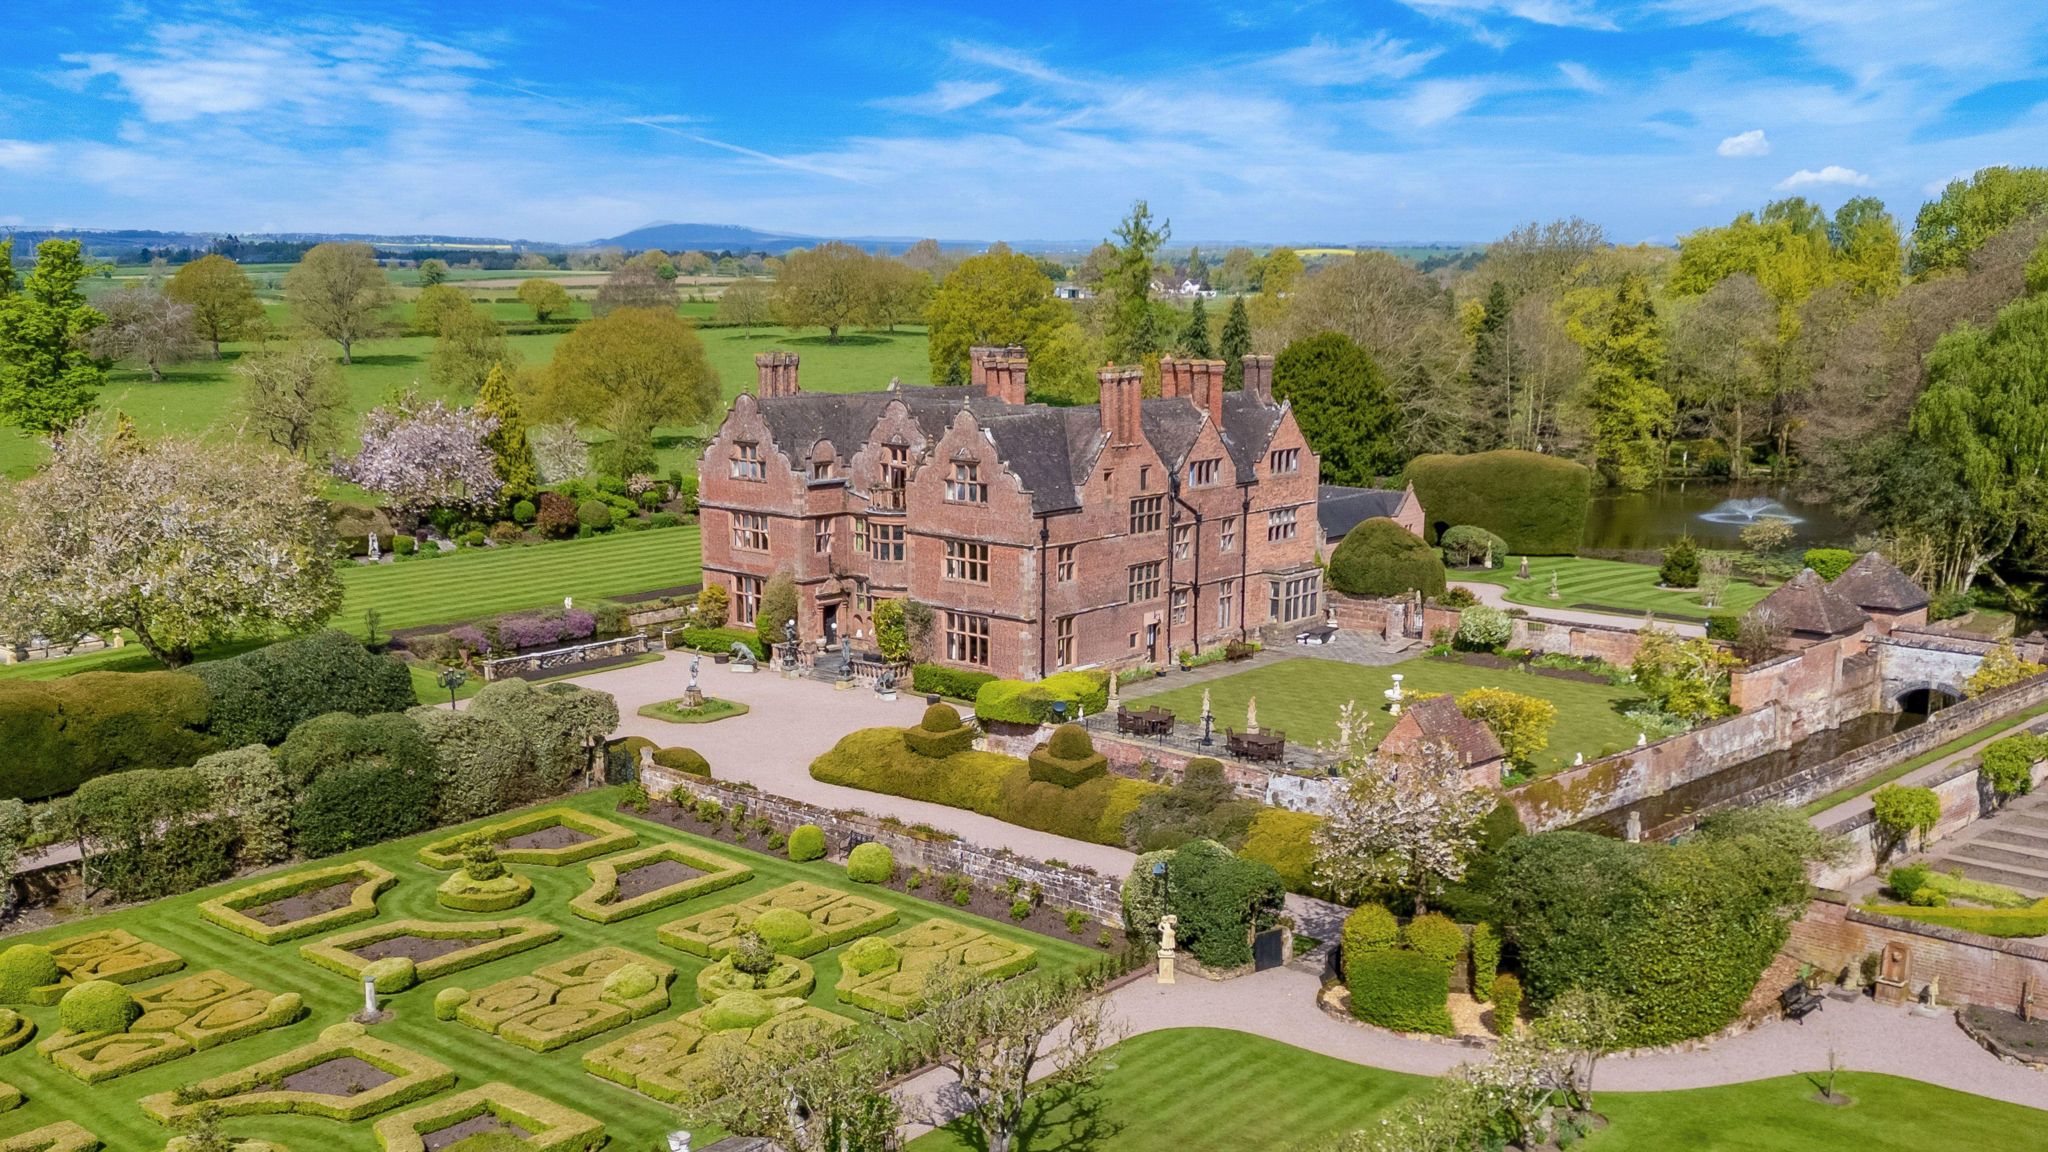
[
  {"left": 1327, "top": 517, "right": 1446, "bottom": 599},
  {"left": 922, "top": 703, "right": 963, "bottom": 732},
  {"left": 701, "top": 991, "right": 775, "bottom": 1031},
  {"left": 752, "top": 907, "right": 812, "bottom": 947},
  {"left": 787, "top": 824, "right": 826, "bottom": 862},
  {"left": 278, "top": 712, "right": 439, "bottom": 858},
  {"left": 602, "top": 962, "right": 658, "bottom": 1001},
  {"left": 842, "top": 936, "right": 899, "bottom": 977},
  {"left": 1490, "top": 972, "right": 1522, "bottom": 1031},
  {"left": 58, "top": 980, "right": 139, "bottom": 1035},
  {"left": 410, "top": 709, "right": 534, "bottom": 825},
  {"left": 1048, "top": 724, "right": 1092, "bottom": 759},
  {"left": 1340, "top": 904, "right": 1398, "bottom": 986},
  {"left": 0, "top": 946, "right": 57, "bottom": 1003},
  {"left": 1440, "top": 525, "right": 1508, "bottom": 568},
  {"left": 1029, "top": 723, "right": 1109, "bottom": 788},
  {"left": 1407, "top": 450, "right": 1592, "bottom": 555},
  {"left": 904, "top": 707, "right": 977, "bottom": 758},
  {"left": 0, "top": 671, "right": 216, "bottom": 802},
  {"left": 650, "top": 747, "right": 711, "bottom": 778},
  {"left": 847, "top": 842, "right": 894, "bottom": 884},
  {"left": 973, "top": 672, "right": 1110, "bottom": 726},
  {"left": 1347, "top": 950, "right": 1452, "bottom": 1035},
  {"left": 1403, "top": 912, "right": 1466, "bottom": 971},
  {"left": 362, "top": 956, "right": 418, "bottom": 993},
  {"left": 193, "top": 630, "right": 415, "bottom": 748},
  {"left": 1470, "top": 922, "right": 1501, "bottom": 1002},
  {"left": 910, "top": 664, "right": 997, "bottom": 701},
  {"left": 1659, "top": 537, "right": 1702, "bottom": 588},
  {"left": 433, "top": 988, "right": 469, "bottom": 1021}
]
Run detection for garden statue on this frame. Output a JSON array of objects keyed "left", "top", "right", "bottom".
[
  {"left": 729, "top": 641, "right": 757, "bottom": 669},
  {"left": 1247, "top": 696, "right": 1259, "bottom": 735},
  {"left": 1517, "top": 555, "right": 1530, "bottom": 580},
  {"left": 782, "top": 618, "right": 799, "bottom": 671},
  {"left": 1157, "top": 914, "right": 1178, "bottom": 985},
  {"left": 1548, "top": 571, "right": 1561, "bottom": 600},
  {"left": 840, "top": 634, "right": 852, "bottom": 668},
  {"left": 367, "top": 533, "right": 380, "bottom": 560},
  {"left": 1384, "top": 673, "right": 1404, "bottom": 717},
  {"left": 1573, "top": 752, "right": 1584, "bottom": 766},
  {"left": 684, "top": 654, "right": 703, "bottom": 707},
  {"left": 689, "top": 655, "right": 700, "bottom": 691}
]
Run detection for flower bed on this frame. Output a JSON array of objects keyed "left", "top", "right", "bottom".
[
  {"left": 636, "top": 696, "right": 750, "bottom": 725},
  {"left": 445, "top": 946, "right": 675, "bottom": 1053},
  {"left": 834, "top": 917, "right": 1038, "bottom": 1018},
  {"left": 299, "top": 918, "right": 562, "bottom": 986},
  {"left": 417, "top": 808, "right": 637, "bottom": 870},
  {"left": 138, "top": 1022, "right": 456, "bottom": 1126},
  {"left": 372, "top": 1082, "right": 607, "bottom": 1152},
  {"left": 199, "top": 861, "right": 399, "bottom": 945},
  {"left": 567, "top": 843, "right": 751, "bottom": 925},
  {"left": 657, "top": 881, "right": 898, "bottom": 959}
]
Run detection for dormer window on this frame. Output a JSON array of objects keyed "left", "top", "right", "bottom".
[
  {"left": 1188, "top": 458, "right": 1221, "bottom": 487},
  {"left": 1268, "top": 447, "right": 1301, "bottom": 475},
  {"left": 731, "top": 441, "right": 766, "bottom": 481},
  {"left": 947, "top": 461, "right": 987, "bottom": 503},
  {"left": 811, "top": 457, "right": 833, "bottom": 480}
]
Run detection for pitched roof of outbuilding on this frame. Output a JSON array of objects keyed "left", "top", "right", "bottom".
[
  {"left": 1754, "top": 568, "right": 1870, "bottom": 637},
  {"left": 1827, "top": 552, "right": 1930, "bottom": 613},
  {"left": 1391, "top": 694, "right": 1506, "bottom": 767},
  {"left": 1318, "top": 485, "right": 1413, "bottom": 540}
]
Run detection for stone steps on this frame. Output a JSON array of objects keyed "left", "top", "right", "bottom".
[
  {"left": 1938, "top": 857, "right": 2048, "bottom": 898},
  {"left": 1946, "top": 841, "right": 2048, "bottom": 875}
]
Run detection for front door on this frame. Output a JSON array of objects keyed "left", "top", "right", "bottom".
[
  {"left": 1145, "top": 623, "right": 1159, "bottom": 663},
  {"left": 822, "top": 604, "right": 840, "bottom": 645}
]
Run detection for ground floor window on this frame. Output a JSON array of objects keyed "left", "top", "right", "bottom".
[
  {"left": 1218, "top": 582, "right": 1235, "bottom": 629},
  {"left": 945, "top": 611, "right": 990, "bottom": 666},
  {"left": 734, "top": 574, "right": 763, "bottom": 625},
  {"left": 1172, "top": 588, "right": 1189, "bottom": 625},
  {"left": 1056, "top": 615, "right": 1075, "bottom": 667},
  {"left": 1269, "top": 572, "right": 1320, "bottom": 622}
]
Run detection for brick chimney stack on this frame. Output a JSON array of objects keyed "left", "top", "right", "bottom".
[
  {"left": 1193, "top": 358, "right": 1226, "bottom": 426},
  {"left": 984, "top": 353, "right": 1029, "bottom": 405},
  {"left": 969, "top": 344, "right": 1025, "bottom": 392},
  {"left": 1158, "top": 355, "right": 1186, "bottom": 399},
  {"left": 1097, "top": 364, "right": 1143, "bottom": 446},
  {"left": 754, "top": 351, "right": 801, "bottom": 397},
  {"left": 1241, "top": 354, "right": 1274, "bottom": 404}
]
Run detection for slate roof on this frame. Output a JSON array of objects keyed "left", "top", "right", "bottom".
[
  {"left": 1754, "top": 568, "right": 1870, "bottom": 637},
  {"left": 1318, "top": 485, "right": 1411, "bottom": 541},
  {"left": 1140, "top": 398, "right": 1206, "bottom": 469},
  {"left": 1392, "top": 695, "right": 1505, "bottom": 767},
  {"left": 1828, "top": 552, "right": 1930, "bottom": 613},
  {"left": 1220, "top": 392, "right": 1284, "bottom": 475}
]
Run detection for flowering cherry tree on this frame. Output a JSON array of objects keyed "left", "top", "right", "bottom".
[
  {"left": 0, "top": 421, "right": 341, "bottom": 667},
  {"left": 1312, "top": 742, "right": 1496, "bottom": 911},
  {"left": 336, "top": 393, "right": 502, "bottom": 521}
]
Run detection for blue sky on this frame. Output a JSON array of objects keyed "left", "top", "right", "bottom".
[{"left": 3, "top": 0, "right": 2046, "bottom": 245}]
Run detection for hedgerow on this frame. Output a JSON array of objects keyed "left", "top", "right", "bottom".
[
  {"left": 0, "top": 672, "right": 215, "bottom": 802},
  {"left": 1406, "top": 449, "right": 1592, "bottom": 555},
  {"left": 199, "top": 861, "right": 398, "bottom": 945},
  {"left": 1347, "top": 949, "right": 1453, "bottom": 1035}
]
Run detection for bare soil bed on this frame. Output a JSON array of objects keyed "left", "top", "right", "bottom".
[
  {"left": 246, "top": 880, "right": 358, "bottom": 927},
  {"left": 279, "top": 1056, "right": 397, "bottom": 1096},
  {"left": 613, "top": 858, "right": 704, "bottom": 901},
  {"left": 424, "top": 1113, "right": 533, "bottom": 1150},
  {"left": 499, "top": 825, "right": 596, "bottom": 852},
  {"left": 349, "top": 934, "right": 481, "bottom": 963}
]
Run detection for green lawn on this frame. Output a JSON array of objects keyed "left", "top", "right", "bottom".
[
  {"left": 909, "top": 1028, "right": 2044, "bottom": 1152},
  {"left": 0, "top": 526, "right": 701, "bottom": 684},
  {"left": 0, "top": 787, "right": 1099, "bottom": 1150},
  {"left": 1135, "top": 656, "right": 1647, "bottom": 772},
  {"left": 1457, "top": 556, "right": 1775, "bottom": 622}
]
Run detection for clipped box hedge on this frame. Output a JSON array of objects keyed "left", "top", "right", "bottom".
[
  {"left": 1407, "top": 449, "right": 1591, "bottom": 556},
  {"left": 1346, "top": 949, "right": 1453, "bottom": 1036},
  {"left": 911, "top": 664, "right": 997, "bottom": 701},
  {"left": 834, "top": 917, "right": 1039, "bottom": 1019},
  {"left": 199, "top": 861, "right": 398, "bottom": 945},
  {"left": 435, "top": 871, "right": 535, "bottom": 913},
  {"left": 568, "top": 843, "right": 752, "bottom": 925},
  {"left": 30, "top": 930, "right": 185, "bottom": 1006},
  {"left": 972, "top": 671, "right": 1110, "bottom": 726},
  {"left": 416, "top": 807, "right": 637, "bottom": 870},
  {"left": 582, "top": 999, "right": 856, "bottom": 1104},
  {"left": 39, "top": 969, "right": 302, "bottom": 1085},
  {"left": 0, "top": 1011, "right": 32, "bottom": 1056},
  {"left": 299, "top": 918, "right": 562, "bottom": 985},
  {"left": 373, "top": 1082, "right": 607, "bottom": 1152},
  {"left": 0, "top": 1122, "right": 100, "bottom": 1152},
  {"left": 658, "top": 881, "right": 898, "bottom": 960},
  {"left": 903, "top": 722, "right": 977, "bottom": 758},
  {"left": 139, "top": 1023, "right": 456, "bottom": 1125},
  {"left": 449, "top": 946, "right": 674, "bottom": 1053}
]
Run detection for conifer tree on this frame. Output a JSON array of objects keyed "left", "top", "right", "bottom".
[
  {"left": 1220, "top": 295, "right": 1252, "bottom": 389},
  {"left": 1180, "top": 296, "right": 1213, "bottom": 358},
  {"left": 476, "top": 364, "right": 538, "bottom": 499},
  {"left": 0, "top": 239, "right": 107, "bottom": 434}
]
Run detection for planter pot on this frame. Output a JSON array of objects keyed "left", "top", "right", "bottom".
[
  {"left": 712, "top": 653, "right": 730, "bottom": 664},
  {"left": 1155, "top": 669, "right": 1166, "bottom": 678},
  {"left": 878, "top": 691, "right": 898, "bottom": 702}
]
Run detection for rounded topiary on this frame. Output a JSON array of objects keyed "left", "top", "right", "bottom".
[
  {"left": 701, "top": 991, "right": 775, "bottom": 1031},
  {"left": 603, "top": 962, "right": 659, "bottom": 1002},
  {"left": 752, "top": 907, "right": 812, "bottom": 946},
  {"left": 1403, "top": 912, "right": 1466, "bottom": 970},
  {"left": 843, "top": 936, "right": 900, "bottom": 977},
  {"left": 0, "top": 945, "right": 59, "bottom": 1003},
  {"left": 922, "top": 703, "right": 963, "bottom": 732},
  {"left": 1490, "top": 972, "right": 1523, "bottom": 1031},
  {"left": 651, "top": 747, "right": 711, "bottom": 777},
  {"left": 1328, "top": 516, "right": 1447, "bottom": 599},
  {"left": 434, "top": 987, "right": 470, "bottom": 1021},
  {"left": 58, "top": 980, "right": 140, "bottom": 1035},
  {"left": 266, "top": 992, "right": 304, "bottom": 1023},
  {"left": 1341, "top": 904, "right": 1399, "bottom": 982},
  {"left": 321, "top": 1021, "right": 368, "bottom": 1042},
  {"left": 361, "top": 955, "right": 418, "bottom": 993},
  {"left": 787, "top": 824, "right": 826, "bottom": 863},
  {"left": 847, "top": 842, "right": 894, "bottom": 884},
  {"left": 1441, "top": 525, "right": 1508, "bottom": 568},
  {"left": 1047, "top": 723, "right": 1094, "bottom": 760}
]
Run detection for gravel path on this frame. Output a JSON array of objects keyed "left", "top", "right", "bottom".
[{"left": 1452, "top": 580, "right": 1707, "bottom": 638}]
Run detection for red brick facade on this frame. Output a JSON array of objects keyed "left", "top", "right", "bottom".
[{"left": 697, "top": 350, "right": 1323, "bottom": 679}]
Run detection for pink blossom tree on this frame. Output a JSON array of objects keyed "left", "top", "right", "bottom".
[{"left": 337, "top": 392, "right": 503, "bottom": 524}]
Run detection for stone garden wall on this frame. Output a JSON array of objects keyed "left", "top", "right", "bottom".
[
  {"left": 1508, "top": 617, "right": 1645, "bottom": 667},
  {"left": 639, "top": 767, "right": 1126, "bottom": 923},
  {"left": 1787, "top": 897, "right": 2048, "bottom": 1011},
  {"left": 1809, "top": 752, "right": 2048, "bottom": 890}
]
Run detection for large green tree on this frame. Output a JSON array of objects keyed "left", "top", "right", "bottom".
[
  {"left": 165, "top": 254, "right": 265, "bottom": 358},
  {"left": 1470, "top": 280, "right": 1514, "bottom": 448},
  {"left": 923, "top": 246, "right": 1071, "bottom": 381},
  {"left": 1220, "top": 295, "right": 1252, "bottom": 389},
  {"left": 284, "top": 241, "right": 393, "bottom": 363},
  {"left": 773, "top": 241, "right": 879, "bottom": 342},
  {"left": 1103, "top": 201, "right": 1169, "bottom": 364},
  {"left": 1271, "top": 331, "right": 1402, "bottom": 483},
  {"left": 1912, "top": 166, "right": 2048, "bottom": 278},
  {"left": 0, "top": 239, "right": 106, "bottom": 435},
  {"left": 533, "top": 307, "right": 720, "bottom": 477},
  {"left": 476, "top": 363, "right": 538, "bottom": 498},
  {"left": 1179, "top": 296, "right": 1213, "bottom": 357},
  {"left": 1581, "top": 272, "right": 1671, "bottom": 489}
]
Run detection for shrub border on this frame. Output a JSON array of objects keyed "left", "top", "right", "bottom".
[
  {"left": 299, "top": 918, "right": 562, "bottom": 984},
  {"left": 199, "top": 862, "right": 399, "bottom": 945},
  {"left": 567, "top": 844, "right": 751, "bottom": 925},
  {"left": 416, "top": 808, "right": 638, "bottom": 870},
  {"left": 371, "top": 1082, "right": 606, "bottom": 1152},
  {"left": 0, "top": 1122, "right": 99, "bottom": 1152},
  {"left": 139, "top": 1024, "right": 455, "bottom": 1125}
]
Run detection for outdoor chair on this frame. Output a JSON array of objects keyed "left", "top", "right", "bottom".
[{"left": 1780, "top": 982, "right": 1824, "bottom": 1023}]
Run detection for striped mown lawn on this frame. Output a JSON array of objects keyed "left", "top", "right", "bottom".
[
  {"left": 0, "top": 787, "right": 1098, "bottom": 1150},
  {"left": 0, "top": 526, "right": 701, "bottom": 683},
  {"left": 1456, "top": 556, "right": 1776, "bottom": 622},
  {"left": 908, "top": 1028, "right": 2046, "bottom": 1152}
]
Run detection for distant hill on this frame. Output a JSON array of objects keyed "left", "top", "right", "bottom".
[{"left": 585, "top": 222, "right": 818, "bottom": 254}]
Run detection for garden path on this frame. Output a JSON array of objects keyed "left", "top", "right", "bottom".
[
  {"left": 1805, "top": 715, "right": 2048, "bottom": 831},
  {"left": 1452, "top": 579, "right": 1707, "bottom": 638}
]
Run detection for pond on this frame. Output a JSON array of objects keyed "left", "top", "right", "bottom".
[{"left": 1582, "top": 481, "right": 1860, "bottom": 552}]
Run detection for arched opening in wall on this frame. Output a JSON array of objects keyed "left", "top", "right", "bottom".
[{"left": 1895, "top": 685, "right": 1962, "bottom": 718}]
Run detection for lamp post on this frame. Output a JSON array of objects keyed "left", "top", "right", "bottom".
[{"left": 437, "top": 668, "right": 467, "bottom": 710}]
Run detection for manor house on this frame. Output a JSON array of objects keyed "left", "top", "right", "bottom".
[{"left": 697, "top": 348, "right": 1324, "bottom": 679}]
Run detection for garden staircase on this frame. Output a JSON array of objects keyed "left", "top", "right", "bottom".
[{"left": 1926, "top": 789, "right": 2048, "bottom": 898}]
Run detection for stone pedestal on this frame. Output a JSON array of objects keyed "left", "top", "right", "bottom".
[{"left": 1157, "top": 951, "right": 1175, "bottom": 985}]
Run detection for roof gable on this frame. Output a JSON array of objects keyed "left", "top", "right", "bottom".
[
  {"left": 1755, "top": 568, "right": 1870, "bottom": 637},
  {"left": 1828, "top": 552, "right": 1929, "bottom": 613}
]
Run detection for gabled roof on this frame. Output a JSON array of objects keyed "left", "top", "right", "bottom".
[
  {"left": 1219, "top": 391, "right": 1284, "bottom": 475},
  {"left": 1140, "top": 398, "right": 1206, "bottom": 469},
  {"left": 1754, "top": 568, "right": 1870, "bottom": 637},
  {"left": 1828, "top": 552, "right": 1929, "bottom": 613},
  {"left": 1391, "top": 695, "right": 1505, "bottom": 767},
  {"left": 1318, "top": 485, "right": 1411, "bottom": 540}
]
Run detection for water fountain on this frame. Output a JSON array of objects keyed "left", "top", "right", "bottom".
[{"left": 1698, "top": 497, "right": 1803, "bottom": 526}]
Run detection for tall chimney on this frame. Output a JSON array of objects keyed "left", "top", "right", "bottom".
[
  {"left": 754, "top": 351, "right": 801, "bottom": 397},
  {"left": 1195, "top": 358, "right": 1226, "bottom": 427},
  {"left": 969, "top": 346, "right": 996, "bottom": 389},
  {"left": 983, "top": 352, "right": 1029, "bottom": 405},
  {"left": 1097, "top": 364, "right": 1143, "bottom": 446},
  {"left": 1158, "top": 356, "right": 1184, "bottom": 399},
  {"left": 1242, "top": 354, "right": 1274, "bottom": 404}
]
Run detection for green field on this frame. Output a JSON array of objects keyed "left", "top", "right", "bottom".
[
  {"left": 0, "top": 525, "right": 702, "bottom": 684},
  {"left": 0, "top": 290, "right": 932, "bottom": 480},
  {"left": 1134, "top": 655, "right": 1646, "bottom": 772},
  {"left": 908, "top": 1028, "right": 2044, "bottom": 1152},
  {"left": 1456, "top": 556, "right": 1775, "bottom": 622},
  {"left": 0, "top": 787, "right": 1098, "bottom": 1150}
]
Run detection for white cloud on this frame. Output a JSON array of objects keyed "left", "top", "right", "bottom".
[
  {"left": 1265, "top": 34, "right": 1442, "bottom": 85},
  {"left": 1400, "top": 0, "right": 1619, "bottom": 31},
  {"left": 0, "top": 140, "right": 52, "bottom": 168},
  {"left": 1776, "top": 164, "right": 1872, "bottom": 188},
  {"left": 1368, "top": 78, "right": 1499, "bottom": 127},
  {"left": 1557, "top": 61, "right": 1603, "bottom": 92},
  {"left": 874, "top": 80, "right": 1003, "bottom": 114},
  {"left": 1716, "top": 128, "right": 1770, "bottom": 156}
]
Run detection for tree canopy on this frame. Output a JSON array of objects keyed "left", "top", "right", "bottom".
[
  {"left": 1271, "top": 331, "right": 1402, "bottom": 484},
  {"left": 284, "top": 241, "right": 393, "bottom": 363},
  {"left": 533, "top": 307, "right": 720, "bottom": 474},
  {"left": 165, "top": 255, "right": 265, "bottom": 358},
  {"left": 0, "top": 239, "right": 107, "bottom": 434},
  {"left": 924, "top": 247, "right": 1072, "bottom": 382}
]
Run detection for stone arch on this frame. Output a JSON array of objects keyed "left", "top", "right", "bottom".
[{"left": 1889, "top": 680, "right": 1963, "bottom": 716}]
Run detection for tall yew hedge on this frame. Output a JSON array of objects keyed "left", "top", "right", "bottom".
[
  {"left": 190, "top": 630, "right": 414, "bottom": 747},
  {"left": 1407, "top": 450, "right": 1592, "bottom": 555},
  {"left": 0, "top": 672, "right": 215, "bottom": 801}
]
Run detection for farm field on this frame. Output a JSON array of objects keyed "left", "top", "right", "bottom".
[
  {"left": 1134, "top": 654, "right": 1645, "bottom": 772},
  {"left": 906, "top": 1028, "right": 2045, "bottom": 1152},
  {"left": 1455, "top": 555, "right": 1776, "bottom": 622},
  {"left": 0, "top": 525, "right": 703, "bottom": 685},
  {"left": 0, "top": 787, "right": 1097, "bottom": 1150}
]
